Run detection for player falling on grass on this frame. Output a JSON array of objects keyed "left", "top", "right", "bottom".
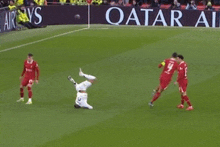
[
  {"left": 17, "top": 53, "right": 39, "bottom": 104},
  {"left": 174, "top": 55, "right": 193, "bottom": 111},
  {"left": 148, "top": 52, "right": 178, "bottom": 107},
  {"left": 67, "top": 68, "right": 96, "bottom": 109}
]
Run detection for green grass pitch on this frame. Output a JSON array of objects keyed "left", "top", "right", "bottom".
[{"left": 0, "top": 25, "right": 220, "bottom": 147}]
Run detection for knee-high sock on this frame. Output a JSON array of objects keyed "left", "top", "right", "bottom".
[
  {"left": 151, "top": 92, "right": 161, "bottom": 103},
  {"left": 20, "top": 88, "right": 24, "bottom": 98},
  {"left": 83, "top": 73, "right": 96, "bottom": 80},
  {"left": 27, "top": 87, "right": 32, "bottom": 99},
  {"left": 181, "top": 95, "right": 184, "bottom": 105},
  {"left": 183, "top": 95, "right": 192, "bottom": 106}
]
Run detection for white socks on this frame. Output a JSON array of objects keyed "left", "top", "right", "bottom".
[
  {"left": 28, "top": 98, "right": 32, "bottom": 102},
  {"left": 71, "top": 78, "right": 76, "bottom": 84},
  {"left": 79, "top": 68, "right": 96, "bottom": 80},
  {"left": 83, "top": 74, "right": 96, "bottom": 80}
]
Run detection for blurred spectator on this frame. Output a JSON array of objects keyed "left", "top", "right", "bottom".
[
  {"left": 102, "top": 0, "right": 110, "bottom": 5},
  {"left": 92, "top": 0, "right": 103, "bottom": 5},
  {"left": 17, "top": 6, "right": 45, "bottom": 29},
  {"left": 70, "top": 0, "right": 77, "bottom": 5},
  {"left": 186, "top": 0, "right": 197, "bottom": 9},
  {"left": 0, "top": 0, "right": 9, "bottom": 8},
  {"left": 150, "top": 0, "right": 160, "bottom": 7},
  {"left": 8, "top": 0, "right": 16, "bottom": 10},
  {"left": 0, "top": 1, "right": 5, "bottom": 8},
  {"left": 205, "top": 0, "right": 213, "bottom": 10},
  {"left": 59, "top": 0, "right": 66, "bottom": 5},
  {"left": 171, "top": 0, "right": 181, "bottom": 9},
  {"left": 17, "top": 6, "right": 33, "bottom": 28},
  {"left": 34, "top": 0, "right": 47, "bottom": 5},
  {"left": 16, "top": 0, "right": 24, "bottom": 6},
  {"left": 123, "top": 0, "right": 129, "bottom": 5},
  {"left": 110, "top": 0, "right": 122, "bottom": 5},
  {"left": 134, "top": 0, "right": 144, "bottom": 6}
]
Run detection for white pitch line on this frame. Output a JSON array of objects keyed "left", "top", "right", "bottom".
[{"left": 0, "top": 27, "right": 88, "bottom": 53}]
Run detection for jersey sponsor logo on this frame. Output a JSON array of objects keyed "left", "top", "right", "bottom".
[
  {"left": 26, "top": 68, "right": 33, "bottom": 72},
  {"left": 78, "top": 98, "right": 81, "bottom": 101}
]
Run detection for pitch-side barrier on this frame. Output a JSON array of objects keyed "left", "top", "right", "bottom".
[{"left": 1, "top": 5, "right": 219, "bottom": 33}]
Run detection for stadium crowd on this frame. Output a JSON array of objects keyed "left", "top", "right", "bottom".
[{"left": 0, "top": 0, "right": 220, "bottom": 10}]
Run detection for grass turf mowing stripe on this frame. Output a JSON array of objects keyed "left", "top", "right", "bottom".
[{"left": 0, "top": 27, "right": 88, "bottom": 53}]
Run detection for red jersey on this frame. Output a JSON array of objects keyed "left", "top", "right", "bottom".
[
  {"left": 177, "top": 61, "right": 187, "bottom": 82},
  {"left": 21, "top": 60, "right": 39, "bottom": 80},
  {"left": 160, "top": 58, "right": 178, "bottom": 78}
]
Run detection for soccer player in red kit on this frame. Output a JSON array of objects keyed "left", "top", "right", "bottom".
[
  {"left": 149, "top": 52, "right": 178, "bottom": 107},
  {"left": 17, "top": 53, "right": 39, "bottom": 104},
  {"left": 175, "top": 55, "right": 193, "bottom": 111}
]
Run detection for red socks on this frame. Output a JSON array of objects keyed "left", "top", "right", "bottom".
[
  {"left": 20, "top": 88, "right": 24, "bottom": 98},
  {"left": 27, "top": 87, "right": 32, "bottom": 98},
  {"left": 183, "top": 95, "right": 192, "bottom": 106},
  {"left": 181, "top": 95, "right": 184, "bottom": 105},
  {"left": 151, "top": 92, "right": 161, "bottom": 103}
]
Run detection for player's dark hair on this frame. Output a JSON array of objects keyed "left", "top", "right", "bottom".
[
  {"left": 172, "top": 52, "right": 178, "bottom": 58},
  {"left": 177, "top": 55, "right": 184, "bottom": 60},
  {"left": 28, "top": 53, "right": 33, "bottom": 57}
]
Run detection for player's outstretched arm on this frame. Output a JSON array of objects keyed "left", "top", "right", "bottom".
[
  {"left": 158, "top": 61, "right": 165, "bottom": 68},
  {"left": 35, "top": 65, "right": 40, "bottom": 84},
  {"left": 20, "top": 64, "right": 26, "bottom": 80}
]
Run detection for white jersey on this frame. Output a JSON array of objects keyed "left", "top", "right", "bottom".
[
  {"left": 75, "top": 93, "right": 93, "bottom": 109},
  {"left": 75, "top": 80, "right": 92, "bottom": 92},
  {"left": 75, "top": 81, "right": 93, "bottom": 109}
]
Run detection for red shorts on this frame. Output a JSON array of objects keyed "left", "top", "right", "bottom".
[
  {"left": 159, "top": 76, "right": 172, "bottom": 90},
  {"left": 21, "top": 78, "right": 34, "bottom": 87},
  {"left": 178, "top": 79, "right": 188, "bottom": 93}
]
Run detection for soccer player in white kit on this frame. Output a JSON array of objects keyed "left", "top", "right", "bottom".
[{"left": 67, "top": 68, "right": 96, "bottom": 109}]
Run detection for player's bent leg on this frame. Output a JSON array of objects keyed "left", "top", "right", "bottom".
[
  {"left": 152, "top": 85, "right": 160, "bottom": 96},
  {"left": 82, "top": 102, "right": 93, "bottom": 109},
  {"left": 26, "top": 86, "right": 33, "bottom": 104},
  {"left": 17, "top": 85, "right": 25, "bottom": 102},
  {"left": 75, "top": 99, "right": 93, "bottom": 109},
  {"left": 148, "top": 102, "right": 154, "bottom": 108},
  {"left": 182, "top": 92, "right": 193, "bottom": 111},
  {"left": 79, "top": 95, "right": 93, "bottom": 110},
  {"left": 74, "top": 104, "right": 81, "bottom": 108},
  {"left": 148, "top": 83, "right": 166, "bottom": 108},
  {"left": 180, "top": 95, "right": 185, "bottom": 105},
  {"left": 150, "top": 86, "right": 163, "bottom": 104},
  {"left": 184, "top": 95, "right": 193, "bottom": 111},
  {"left": 17, "top": 78, "right": 28, "bottom": 102},
  {"left": 79, "top": 68, "right": 96, "bottom": 80},
  {"left": 177, "top": 93, "right": 185, "bottom": 109}
]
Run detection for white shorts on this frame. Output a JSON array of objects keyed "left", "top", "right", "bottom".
[
  {"left": 75, "top": 92, "right": 93, "bottom": 109},
  {"left": 75, "top": 80, "right": 92, "bottom": 92}
]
